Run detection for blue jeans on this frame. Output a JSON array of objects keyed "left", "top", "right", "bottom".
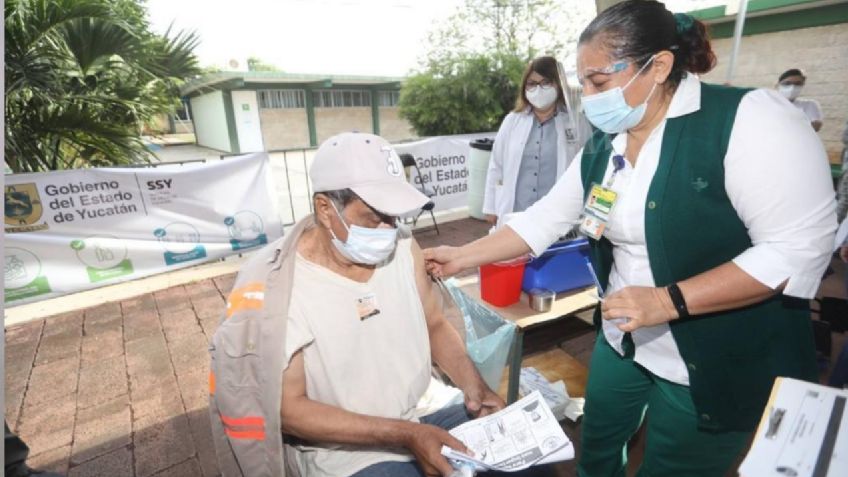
[{"left": 348, "top": 405, "right": 553, "bottom": 477}]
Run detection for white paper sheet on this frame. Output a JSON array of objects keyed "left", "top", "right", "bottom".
[
  {"left": 739, "top": 378, "right": 848, "bottom": 477},
  {"left": 441, "top": 391, "right": 574, "bottom": 472}
]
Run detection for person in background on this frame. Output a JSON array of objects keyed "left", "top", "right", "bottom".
[
  {"left": 834, "top": 121, "right": 848, "bottom": 294},
  {"left": 482, "top": 56, "right": 589, "bottom": 226},
  {"left": 425, "top": 1, "right": 835, "bottom": 475},
  {"left": 777, "top": 68, "right": 823, "bottom": 131},
  {"left": 842, "top": 119, "right": 848, "bottom": 170}
]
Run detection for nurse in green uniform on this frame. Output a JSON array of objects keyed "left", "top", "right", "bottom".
[{"left": 423, "top": 1, "right": 836, "bottom": 475}]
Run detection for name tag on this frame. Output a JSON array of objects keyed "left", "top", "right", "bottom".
[
  {"left": 356, "top": 293, "right": 380, "bottom": 320},
  {"left": 579, "top": 183, "right": 618, "bottom": 240}
]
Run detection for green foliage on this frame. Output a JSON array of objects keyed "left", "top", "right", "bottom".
[
  {"left": 399, "top": 53, "right": 525, "bottom": 136},
  {"left": 5, "top": 0, "right": 200, "bottom": 172},
  {"left": 247, "top": 56, "right": 280, "bottom": 72},
  {"left": 400, "top": 0, "right": 586, "bottom": 137}
]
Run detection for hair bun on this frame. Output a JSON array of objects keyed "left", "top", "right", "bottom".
[
  {"left": 674, "top": 13, "right": 695, "bottom": 35},
  {"left": 673, "top": 15, "right": 716, "bottom": 76}
]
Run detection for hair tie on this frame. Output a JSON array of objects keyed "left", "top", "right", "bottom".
[{"left": 674, "top": 13, "right": 695, "bottom": 35}]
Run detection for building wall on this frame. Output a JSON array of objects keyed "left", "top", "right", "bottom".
[
  {"left": 377, "top": 107, "right": 416, "bottom": 142},
  {"left": 190, "top": 91, "right": 232, "bottom": 152},
  {"left": 144, "top": 114, "right": 171, "bottom": 134},
  {"left": 173, "top": 119, "right": 194, "bottom": 134},
  {"left": 231, "top": 90, "right": 265, "bottom": 152},
  {"left": 315, "top": 107, "right": 373, "bottom": 144},
  {"left": 259, "top": 109, "right": 311, "bottom": 150},
  {"left": 702, "top": 23, "right": 848, "bottom": 162}
]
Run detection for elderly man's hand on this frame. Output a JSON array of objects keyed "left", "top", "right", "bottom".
[
  {"left": 601, "top": 286, "right": 678, "bottom": 333},
  {"left": 464, "top": 384, "right": 505, "bottom": 418},
  {"left": 404, "top": 423, "right": 470, "bottom": 477}
]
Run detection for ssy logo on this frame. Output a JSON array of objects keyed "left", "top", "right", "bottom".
[
  {"left": 5, "top": 184, "right": 43, "bottom": 226},
  {"left": 381, "top": 146, "right": 402, "bottom": 177}
]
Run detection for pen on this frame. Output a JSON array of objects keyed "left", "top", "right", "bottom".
[{"left": 585, "top": 258, "right": 605, "bottom": 300}]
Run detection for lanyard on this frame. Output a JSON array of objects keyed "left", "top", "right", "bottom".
[{"left": 604, "top": 154, "right": 626, "bottom": 188}]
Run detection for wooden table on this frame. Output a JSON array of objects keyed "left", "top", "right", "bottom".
[{"left": 456, "top": 275, "right": 599, "bottom": 403}]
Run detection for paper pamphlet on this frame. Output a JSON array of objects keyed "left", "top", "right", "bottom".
[
  {"left": 739, "top": 377, "right": 848, "bottom": 477},
  {"left": 441, "top": 390, "right": 574, "bottom": 472},
  {"left": 519, "top": 367, "right": 568, "bottom": 421},
  {"left": 518, "top": 367, "right": 585, "bottom": 422}
]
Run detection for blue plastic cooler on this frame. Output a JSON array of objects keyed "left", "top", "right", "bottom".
[{"left": 521, "top": 238, "right": 593, "bottom": 293}]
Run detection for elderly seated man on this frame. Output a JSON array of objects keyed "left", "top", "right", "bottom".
[{"left": 209, "top": 132, "right": 507, "bottom": 477}]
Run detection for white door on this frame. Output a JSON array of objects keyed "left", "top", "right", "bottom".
[{"left": 231, "top": 90, "right": 265, "bottom": 152}]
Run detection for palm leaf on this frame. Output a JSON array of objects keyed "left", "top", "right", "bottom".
[{"left": 5, "top": 0, "right": 199, "bottom": 173}]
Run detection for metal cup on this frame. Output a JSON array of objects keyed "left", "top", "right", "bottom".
[{"left": 528, "top": 288, "right": 555, "bottom": 312}]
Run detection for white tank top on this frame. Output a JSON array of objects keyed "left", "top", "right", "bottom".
[{"left": 285, "top": 236, "right": 431, "bottom": 477}]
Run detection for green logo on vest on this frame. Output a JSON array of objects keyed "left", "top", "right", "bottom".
[{"left": 692, "top": 177, "right": 709, "bottom": 192}]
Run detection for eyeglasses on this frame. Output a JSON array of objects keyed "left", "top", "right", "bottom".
[
  {"left": 578, "top": 60, "right": 630, "bottom": 85},
  {"left": 526, "top": 79, "right": 554, "bottom": 88},
  {"left": 578, "top": 51, "right": 661, "bottom": 86}
]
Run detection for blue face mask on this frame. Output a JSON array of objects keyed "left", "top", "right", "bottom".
[
  {"left": 581, "top": 55, "right": 658, "bottom": 134},
  {"left": 328, "top": 202, "right": 398, "bottom": 265}
]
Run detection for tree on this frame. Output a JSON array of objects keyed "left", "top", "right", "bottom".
[
  {"left": 247, "top": 57, "right": 281, "bottom": 72},
  {"left": 5, "top": 0, "right": 200, "bottom": 172},
  {"left": 400, "top": 0, "right": 593, "bottom": 136},
  {"left": 399, "top": 53, "right": 525, "bottom": 136}
]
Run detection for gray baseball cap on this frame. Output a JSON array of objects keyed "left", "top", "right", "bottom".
[{"left": 309, "top": 132, "right": 429, "bottom": 216}]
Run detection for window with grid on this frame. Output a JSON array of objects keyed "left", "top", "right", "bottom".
[
  {"left": 257, "top": 89, "right": 306, "bottom": 109},
  {"left": 377, "top": 91, "right": 400, "bottom": 107},
  {"left": 312, "top": 89, "right": 373, "bottom": 107}
]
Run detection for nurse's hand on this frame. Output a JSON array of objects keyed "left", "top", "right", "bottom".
[
  {"left": 601, "top": 286, "right": 678, "bottom": 332},
  {"left": 423, "top": 246, "right": 465, "bottom": 278}
]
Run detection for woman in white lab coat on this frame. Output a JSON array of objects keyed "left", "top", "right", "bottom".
[{"left": 482, "top": 56, "right": 588, "bottom": 225}]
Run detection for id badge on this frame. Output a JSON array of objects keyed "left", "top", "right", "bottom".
[
  {"left": 356, "top": 293, "right": 380, "bottom": 320},
  {"left": 579, "top": 183, "right": 618, "bottom": 240}
]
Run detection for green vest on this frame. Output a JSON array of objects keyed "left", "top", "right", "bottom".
[{"left": 580, "top": 82, "right": 817, "bottom": 432}]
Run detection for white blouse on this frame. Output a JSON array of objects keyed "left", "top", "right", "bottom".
[{"left": 507, "top": 74, "right": 836, "bottom": 386}]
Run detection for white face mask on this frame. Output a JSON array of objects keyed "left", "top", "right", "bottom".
[
  {"left": 525, "top": 84, "right": 558, "bottom": 110},
  {"left": 581, "top": 55, "right": 658, "bottom": 134},
  {"left": 778, "top": 84, "right": 802, "bottom": 101},
  {"left": 328, "top": 201, "right": 398, "bottom": 265}
]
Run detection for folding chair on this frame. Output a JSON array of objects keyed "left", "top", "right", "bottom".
[{"left": 399, "top": 153, "right": 439, "bottom": 234}]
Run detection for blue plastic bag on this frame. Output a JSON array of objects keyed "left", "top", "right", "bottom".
[{"left": 443, "top": 279, "right": 516, "bottom": 390}]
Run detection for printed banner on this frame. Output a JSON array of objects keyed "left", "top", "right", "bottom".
[
  {"left": 394, "top": 133, "right": 494, "bottom": 212},
  {"left": 4, "top": 153, "right": 283, "bottom": 305}
]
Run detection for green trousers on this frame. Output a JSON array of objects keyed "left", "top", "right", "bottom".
[{"left": 577, "top": 334, "right": 751, "bottom": 477}]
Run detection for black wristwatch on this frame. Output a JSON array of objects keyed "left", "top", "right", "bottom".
[{"left": 666, "top": 283, "right": 690, "bottom": 318}]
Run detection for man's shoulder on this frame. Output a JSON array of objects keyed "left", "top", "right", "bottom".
[
  {"left": 215, "top": 239, "right": 290, "bottom": 336},
  {"left": 236, "top": 238, "right": 286, "bottom": 278},
  {"left": 220, "top": 238, "right": 289, "bottom": 312}
]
